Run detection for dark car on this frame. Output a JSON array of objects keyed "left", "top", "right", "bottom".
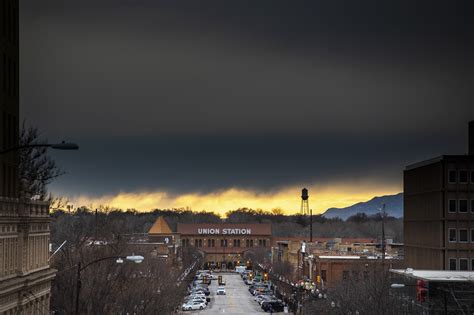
[{"left": 261, "top": 301, "right": 284, "bottom": 313}]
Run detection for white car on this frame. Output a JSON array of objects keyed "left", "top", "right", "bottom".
[
  {"left": 182, "top": 301, "right": 206, "bottom": 311},
  {"left": 185, "top": 297, "right": 207, "bottom": 305},
  {"left": 216, "top": 287, "right": 226, "bottom": 295},
  {"left": 197, "top": 273, "right": 218, "bottom": 280}
]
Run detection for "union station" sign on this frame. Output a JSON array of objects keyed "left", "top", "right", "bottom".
[{"left": 197, "top": 228, "right": 252, "bottom": 235}]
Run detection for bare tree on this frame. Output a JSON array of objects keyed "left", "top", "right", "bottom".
[
  {"left": 304, "top": 269, "right": 405, "bottom": 315},
  {"left": 19, "top": 122, "right": 64, "bottom": 200}
]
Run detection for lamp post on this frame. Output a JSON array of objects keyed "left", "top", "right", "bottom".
[
  {"left": 0, "top": 141, "right": 79, "bottom": 155},
  {"left": 75, "top": 255, "right": 144, "bottom": 315}
]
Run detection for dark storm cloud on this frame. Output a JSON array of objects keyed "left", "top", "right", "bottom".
[
  {"left": 19, "top": 0, "right": 474, "bottom": 196},
  {"left": 48, "top": 129, "right": 466, "bottom": 197}
]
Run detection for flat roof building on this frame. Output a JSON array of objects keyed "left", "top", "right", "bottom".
[
  {"left": 404, "top": 121, "right": 474, "bottom": 270},
  {"left": 390, "top": 268, "right": 474, "bottom": 313}
]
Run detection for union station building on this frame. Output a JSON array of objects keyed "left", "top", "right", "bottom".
[{"left": 147, "top": 217, "right": 272, "bottom": 268}]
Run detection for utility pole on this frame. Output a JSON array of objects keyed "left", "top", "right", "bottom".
[
  {"left": 309, "top": 209, "right": 313, "bottom": 243},
  {"left": 381, "top": 203, "right": 386, "bottom": 263},
  {"left": 95, "top": 208, "right": 98, "bottom": 242}
]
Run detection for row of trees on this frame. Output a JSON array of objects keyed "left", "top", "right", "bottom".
[{"left": 51, "top": 207, "right": 403, "bottom": 248}]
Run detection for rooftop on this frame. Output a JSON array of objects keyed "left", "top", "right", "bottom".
[
  {"left": 318, "top": 255, "right": 362, "bottom": 259},
  {"left": 148, "top": 217, "right": 173, "bottom": 234},
  {"left": 405, "top": 155, "right": 474, "bottom": 171},
  {"left": 391, "top": 269, "right": 474, "bottom": 282}
]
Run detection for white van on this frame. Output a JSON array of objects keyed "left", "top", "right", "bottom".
[{"left": 235, "top": 266, "right": 246, "bottom": 273}]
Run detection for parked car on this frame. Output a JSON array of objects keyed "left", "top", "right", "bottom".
[
  {"left": 255, "top": 293, "right": 273, "bottom": 303},
  {"left": 258, "top": 296, "right": 278, "bottom": 305},
  {"left": 261, "top": 301, "right": 284, "bottom": 313},
  {"left": 182, "top": 301, "right": 206, "bottom": 311},
  {"left": 184, "top": 297, "right": 207, "bottom": 305},
  {"left": 189, "top": 288, "right": 210, "bottom": 296},
  {"left": 216, "top": 287, "right": 226, "bottom": 295}
]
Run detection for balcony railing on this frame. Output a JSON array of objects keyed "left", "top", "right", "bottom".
[{"left": 0, "top": 197, "right": 50, "bottom": 217}]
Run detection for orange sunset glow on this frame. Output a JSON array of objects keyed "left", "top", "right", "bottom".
[{"left": 68, "top": 182, "right": 401, "bottom": 216}]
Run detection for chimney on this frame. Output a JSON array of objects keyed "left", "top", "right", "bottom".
[{"left": 470, "top": 121, "right": 474, "bottom": 156}]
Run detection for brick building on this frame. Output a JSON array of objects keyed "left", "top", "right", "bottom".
[{"left": 148, "top": 217, "right": 272, "bottom": 268}]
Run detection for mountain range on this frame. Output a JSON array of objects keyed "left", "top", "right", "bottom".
[{"left": 322, "top": 193, "right": 403, "bottom": 220}]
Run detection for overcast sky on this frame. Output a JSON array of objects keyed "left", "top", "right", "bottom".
[{"left": 19, "top": 1, "right": 474, "bottom": 213}]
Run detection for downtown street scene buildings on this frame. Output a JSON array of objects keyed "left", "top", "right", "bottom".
[{"left": 0, "top": 1, "right": 473, "bottom": 314}]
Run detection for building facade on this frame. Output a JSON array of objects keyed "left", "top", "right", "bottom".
[
  {"left": 178, "top": 223, "right": 272, "bottom": 267},
  {"left": 0, "top": 2, "right": 55, "bottom": 313},
  {"left": 148, "top": 218, "right": 272, "bottom": 268},
  {"left": 404, "top": 121, "right": 474, "bottom": 270}
]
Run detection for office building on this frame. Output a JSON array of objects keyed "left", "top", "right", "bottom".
[{"left": 404, "top": 121, "right": 474, "bottom": 270}]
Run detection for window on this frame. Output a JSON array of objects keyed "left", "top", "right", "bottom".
[
  {"left": 233, "top": 239, "right": 241, "bottom": 247},
  {"left": 258, "top": 239, "right": 267, "bottom": 247},
  {"left": 448, "top": 200, "right": 457, "bottom": 213},
  {"left": 471, "top": 170, "right": 474, "bottom": 183},
  {"left": 321, "top": 270, "right": 327, "bottom": 282},
  {"left": 471, "top": 200, "right": 474, "bottom": 213},
  {"left": 459, "top": 229, "right": 468, "bottom": 242},
  {"left": 449, "top": 258, "right": 457, "bottom": 271},
  {"left": 448, "top": 228, "right": 457, "bottom": 242},
  {"left": 459, "top": 258, "right": 468, "bottom": 271},
  {"left": 195, "top": 239, "right": 202, "bottom": 247},
  {"left": 471, "top": 259, "right": 474, "bottom": 271},
  {"left": 220, "top": 239, "right": 227, "bottom": 247},
  {"left": 246, "top": 239, "right": 254, "bottom": 247},
  {"left": 363, "top": 271, "right": 369, "bottom": 280},
  {"left": 207, "top": 239, "right": 215, "bottom": 247},
  {"left": 351, "top": 271, "right": 359, "bottom": 281},
  {"left": 459, "top": 170, "right": 468, "bottom": 183},
  {"left": 182, "top": 239, "right": 189, "bottom": 247},
  {"left": 459, "top": 200, "right": 468, "bottom": 213},
  {"left": 448, "top": 170, "right": 457, "bottom": 183},
  {"left": 342, "top": 271, "right": 349, "bottom": 281},
  {"left": 471, "top": 229, "right": 474, "bottom": 243}
]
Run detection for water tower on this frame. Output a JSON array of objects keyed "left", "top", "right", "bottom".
[{"left": 301, "top": 188, "right": 309, "bottom": 215}]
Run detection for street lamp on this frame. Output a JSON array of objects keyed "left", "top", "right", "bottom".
[
  {"left": 0, "top": 141, "right": 79, "bottom": 155},
  {"left": 75, "top": 255, "right": 144, "bottom": 315}
]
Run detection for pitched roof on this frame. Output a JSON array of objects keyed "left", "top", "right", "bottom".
[{"left": 148, "top": 217, "right": 173, "bottom": 234}]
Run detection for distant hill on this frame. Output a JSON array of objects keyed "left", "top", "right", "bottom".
[{"left": 322, "top": 193, "right": 403, "bottom": 220}]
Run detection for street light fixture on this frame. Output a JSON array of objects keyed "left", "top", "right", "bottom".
[{"left": 0, "top": 141, "right": 79, "bottom": 155}]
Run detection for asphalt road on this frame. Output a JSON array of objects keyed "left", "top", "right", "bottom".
[{"left": 183, "top": 273, "right": 285, "bottom": 315}]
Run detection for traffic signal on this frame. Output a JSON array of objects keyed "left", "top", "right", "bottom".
[
  {"left": 316, "top": 275, "right": 321, "bottom": 284},
  {"left": 416, "top": 280, "right": 427, "bottom": 303},
  {"left": 264, "top": 272, "right": 269, "bottom": 282}
]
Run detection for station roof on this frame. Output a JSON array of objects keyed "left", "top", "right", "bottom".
[
  {"left": 148, "top": 217, "right": 173, "bottom": 234},
  {"left": 391, "top": 269, "right": 474, "bottom": 282}
]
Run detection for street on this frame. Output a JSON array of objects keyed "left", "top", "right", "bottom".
[{"left": 182, "top": 273, "right": 285, "bottom": 315}]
